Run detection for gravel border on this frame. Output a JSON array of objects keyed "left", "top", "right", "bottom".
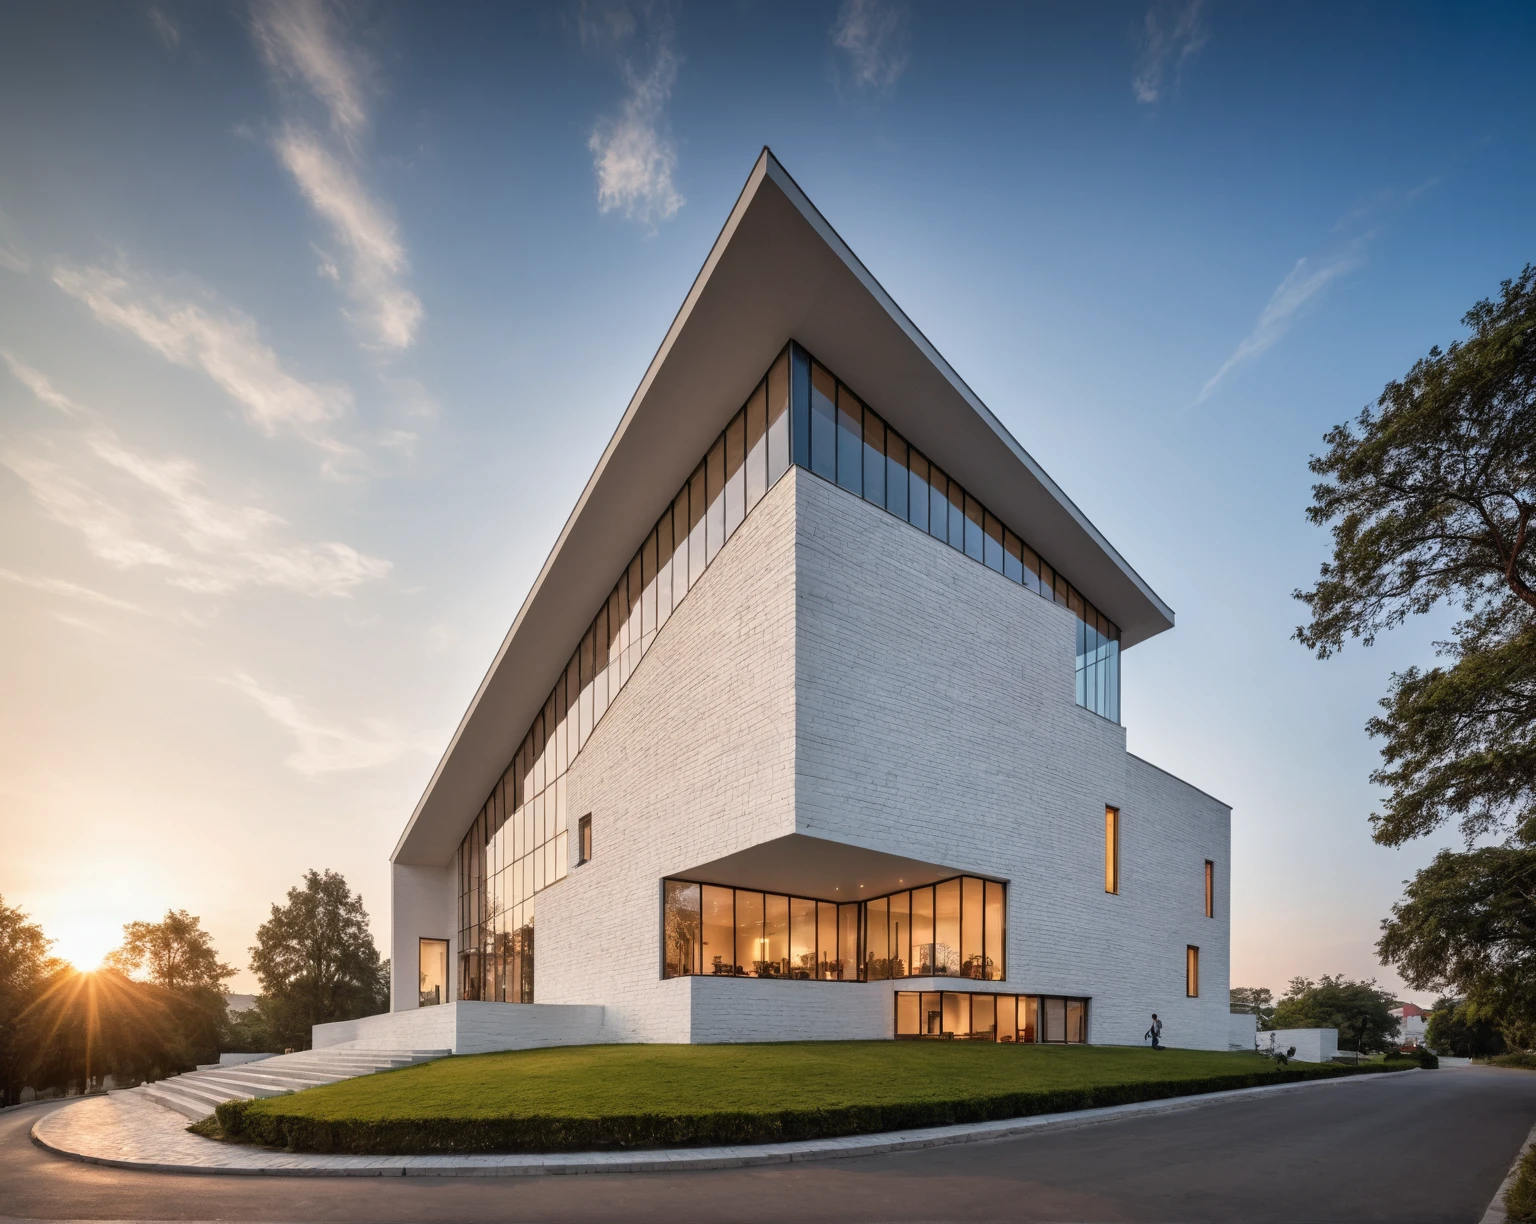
[{"left": 32, "top": 1069, "right": 1416, "bottom": 1178}]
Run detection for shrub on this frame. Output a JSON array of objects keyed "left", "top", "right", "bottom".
[
  {"left": 214, "top": 1061, "right": 1410, "bottom": 1156},
  {"left": 1384, "top": 1048, "right": 1438, "bottom": 1069},
  {"left": 1506, "top": 1144, "right": 1536, "bottom": 1222},
  {"left": 1483, "top": 1052, "right": 1536, "bottom": 1071}
]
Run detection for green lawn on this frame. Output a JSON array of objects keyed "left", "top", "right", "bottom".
[{"left": 214, "top": 1041, "right": 1401, "bottom": 1155}]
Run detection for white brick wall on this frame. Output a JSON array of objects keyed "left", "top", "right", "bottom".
[
  {"left": 389, "top": 861, "right": 456, "bottom": 1013},
  {"left": 535, "top": 470, "right": 801, "bottom": 1043},
  {"left": 378, "top": 466, "right": 1232, "bottom": 1052},
  {"left": 793, "top": 471, "right": 1232, "bottom": 1050}
]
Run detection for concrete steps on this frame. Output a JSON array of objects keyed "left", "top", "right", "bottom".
[{"left": 134, "top": 1046, "right": 450, "bottom": 1121}]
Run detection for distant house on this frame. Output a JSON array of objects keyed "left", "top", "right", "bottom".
[{"left": 1392, "top": 1003, "right": 1429, "bottom": 1047}]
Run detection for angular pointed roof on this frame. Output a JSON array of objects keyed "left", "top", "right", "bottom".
[{"left": 393, "top": 148, "right": 1174, "bottom": 865}]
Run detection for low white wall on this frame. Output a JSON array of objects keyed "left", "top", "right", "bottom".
[
  {"left": 313, "top": 1001, "right": 605, "bottom": 1055},
  {"left": 1260, "top": 1027, "right": 1338, "bottom": 1064},
  {"left": 687, "top": 976, "right": 894, "bottom": 1043},
  {"left": 1228, "top": 1012, "right": 1258, "bottom": 1050}
]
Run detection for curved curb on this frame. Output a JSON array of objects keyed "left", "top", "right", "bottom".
[{"left": 31, "top": 1069, "right": 1416, "bottom": 1178}]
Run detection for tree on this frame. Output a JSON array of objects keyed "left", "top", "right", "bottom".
[
  {"left": 1295, "top": 265, "right": 1536, "bottom": 847},
  {"left": 23, "top": 966, "right": 189, "bottom": 1094},
  {"left": 0, "top": 896, "right": 62, "bottom": 1106},
  {"left": 249, "top": 870, "right": 388, "bottom": 1050},
  {"left": 1273, "top": 975, "right": 1400, "bottom": 1053},
  {"left": 106, "top": 910, "right": 235, "bottom": 1066},
  {"left": 1425, "top": 997, "right": 1507, "bottom": 1058},
  {"left": 1229, "top": 986, "right": 1276, "bottom": 1030},
  {"left": 221, "top": 1002, "right": 279, "bottom": 1055},
  {"left": 1377, "top": 844, "right": 1536, "bottom": 1049}
]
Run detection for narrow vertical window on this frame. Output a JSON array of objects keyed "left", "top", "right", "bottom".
[
  {"left": 745, "top": 379, "right": 768, "bottom": 511},
  {"left": 1204, "top": 860, "right": 1214, "bottom": 918},
  {"left": 724, "top": 409, "right": 745, "bottom": 542},
  {"left": 810, "top": 362, "right": 837, "bottom": 481},
  {"left": 1104, "top": 806, "right": 1120, "bottom": 895},
  {"left": 885, "top": 428, "right": 908, "bottom": 520},
  {"left": 1187, "top": 945, "right": 1200, "bottom": 997},
  {"left": 418, "top": 937, "right": 448, "bottom": 1007},
  {"left": 578, "top": 814, "right": 592, "bottom": 864},
  {"left": 862, "top": 406, "right": 885, "bottom": 506},
  {"left": 836, "top": 383, "right": 862, "bottom": 495},
  {"left": 788, "top": 344, "right": 808, "bottom": 473}
]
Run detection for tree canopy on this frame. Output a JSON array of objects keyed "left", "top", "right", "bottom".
[
  {"left": 1295, "top": 265, "right": 1536, "bottom": 846},
  {"left": 1378, "top": 844, "right": 1536, "bottom": 1049},
  {"left": 1425, "top": 996, "right": 1506, "bottom": 1058},
  {"left": 1229, "top": 986, "right": 1276, "bottom": 1030},
  {"left": 105, "top": 909, "right": 235, "bottom": 1066},
  {"left": 0, "top": 895, "right": 62, "bottom": 1106},
  {"left": 250, "top": 869, "right": 389, "bottom": 1050},
  {"left": 1272, "top": 975, "right": 1400, "bottom": 1053}
]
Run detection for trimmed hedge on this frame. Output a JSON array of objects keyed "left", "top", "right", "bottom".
[
  {"left": 1484, "top": 1052, "right": 1536, "bottom": 1071},
  {"left": 215, "top": 1061, "right": 1409, "bottom": 1155},
  {"left": 1385, "top": 1048, "right": 1439, "bottom": 1069}
]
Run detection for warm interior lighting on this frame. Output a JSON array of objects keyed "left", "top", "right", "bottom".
[{"left": 1104, "top": 806, "right": 1120, "bottom": 895}]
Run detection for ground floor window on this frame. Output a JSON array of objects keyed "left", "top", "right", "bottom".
[
  {"left": 895, "top": 991, "right": 1088, "bottom": 1042},
  {"left": 418, "top": 938, "right": 448, "bottom": 1007},
  {"left": 663, "top": 875, "right": 1005, "bottom": 981}
]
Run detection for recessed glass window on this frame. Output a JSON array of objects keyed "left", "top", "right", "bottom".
[
  {"left": 810, "top": 361, "right": 837, "bottom": 482},
  {"left": 1205, "top": 860, "right": 1214, "bottom": 918},
  {"left": 418, "top": 938, "right": 448, "bottom": 1008},
  {"left": 837, "top": 384, "right": 863, "bottom": 496},
  {"left": 1105, "top": 806, "right": 1120, "bottom": 895},
  {"left": 1187, "top": 945, "right": 1200, "bottom": 997}
]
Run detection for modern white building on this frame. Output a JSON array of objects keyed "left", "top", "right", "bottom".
[{"left": 370, "top": 149, "right": 1231, "bottom": 1055}]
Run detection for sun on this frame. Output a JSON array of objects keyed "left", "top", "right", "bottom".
[{"left": 49, "top": 921, "right": 121, "bottom": 972}]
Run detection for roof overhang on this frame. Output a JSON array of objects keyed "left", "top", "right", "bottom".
[{"left": 392, "top": 148, "right": 1174, "bottom": 866}]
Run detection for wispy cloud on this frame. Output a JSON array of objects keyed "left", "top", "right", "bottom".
[
  {"left": 0, "top": 247, "right": 29, "bottom": 274},
  {"left": 228, "top": 671, "right": 431, "bottom": 775},
  {"left": 0, "top": 567, "right": 147, "bottom": 615},
  {"left": 585, "top": 5, "right": 684, "bottom": 229},
  {"left": 50, "top": 263, "right": 354, "bottom": 456},
  {"left": 147, "top": 7, "right": 180, "bottom": 50},
  {"left": 1132, "top": 0, "right": 1207, "bottom": 105},
  {"left": 831, "top": 0, "right": 911, "bottom": 94},
  {"left": 273, "top": 125, "right": 422, "bottom": 350},
  {"left": 1196, "top": 248, "right": 1365, "bottom": 403},
  {"left": 1, "top": 351, "right": 87, "bottom": 419},
  {"left": 2, "top": 356, "right": 390, "bottom": 598},
  {"left": 250, "top": 0, "right": 421, "bottom": 349},
  {"left": 1195, "top": 179, "right": 1439, "bottom": 404},
  {"left": 251, "top": 0, "right": 368, "bottom": 142}
]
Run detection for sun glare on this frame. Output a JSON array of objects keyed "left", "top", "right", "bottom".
[{"left": 50, "top": 923, "right": 120, "bottom": 973}]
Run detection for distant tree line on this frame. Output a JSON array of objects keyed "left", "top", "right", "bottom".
[
  {"left": 0, "top": 869, "right": 388, "bottom": 1107},
  {"left": 1230, "top": 976, "right": 1401, "bottom": 1053}
]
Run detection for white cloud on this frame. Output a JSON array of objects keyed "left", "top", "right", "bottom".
[
  {"left": 1, "top": 351, "right": 86, "bottom": 419},
  {"left": 250, "top": 1, "right": 422, "bottom": 350},
  {"left": 0, "top": 567, "right": 147, "bottom": 615},
  {"left": 228, "top": 671, "right": 430, "bottom": 775},
  {"left": 49, "top": 263, "right": 354, "bottom": 455},
  {"left": 250, "top": 0, "right": 368, "bottom": 141},
  {"left": 148, "top": 7, "right": 180, "bottom": 50},
  {"left": 1196, "top": 249, "right": 1365, "bottom": 403},
  {"left": 1132, "top": 0, "right": 1207, "bottom": 105},
  {"left": 587, "top": 12, "right": 684, "bottom": 228},
  {"left": 3, "top": 435, "right": 390, "bottom": 597},
  {"left": 2, "top": 360, "right": 389, "bottom": 598},
  {"left": 273, "top": 125, "right": 422, "bottom": 350},
  {"left": 831, "top": 0, "right": 911, "bottom": 94},
  {"left": 0, "top": 247, "right": 29, "bottom": 274}
]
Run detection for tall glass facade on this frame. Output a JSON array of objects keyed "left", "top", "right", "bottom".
[
  {"left": 895, "top": 991, "right": 1088, "bottom": 1042},
  {"left": 663, "top": 875, "right": 1005, "bottom": 982},
  {"left": 457, "top": 340, "right": 1119, "bottom": 1001}
]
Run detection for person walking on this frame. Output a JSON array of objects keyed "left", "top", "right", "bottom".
[{"left": 1146, "top": 1013, "right": 1163, "bottom": 1050}]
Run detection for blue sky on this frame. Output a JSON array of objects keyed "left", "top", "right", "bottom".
[{"left": 1, "top": 0, "right": 1532, "bottom": 994}]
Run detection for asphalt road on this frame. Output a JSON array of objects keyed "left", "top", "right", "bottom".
[{"left": 4, "top": 1065, "right": 1534, "bottom": 1223}]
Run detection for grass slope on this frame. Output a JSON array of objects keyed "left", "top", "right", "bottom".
[{"left": 215, "top": 1041, "right": 1405, "bottom": 1155}]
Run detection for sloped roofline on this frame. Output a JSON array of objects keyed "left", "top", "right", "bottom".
[{"left": 392, "top": 148, "right": 1174, "bottom": 866}]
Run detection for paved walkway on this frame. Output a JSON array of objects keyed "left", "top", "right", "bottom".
[{"left": 37, "top": 1070, "right": 1414, "bottom": 1177}]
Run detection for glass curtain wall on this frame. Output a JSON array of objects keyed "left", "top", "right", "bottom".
[
  {"left": 894, "top": 991, "right": 1088, "bottom": 1042},
  {"left": 663, "top": 875, "right": 1005, "bottom": 982},
  {"left": 460, "top": 339, "right": 1118, "bottom": 1001}
]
